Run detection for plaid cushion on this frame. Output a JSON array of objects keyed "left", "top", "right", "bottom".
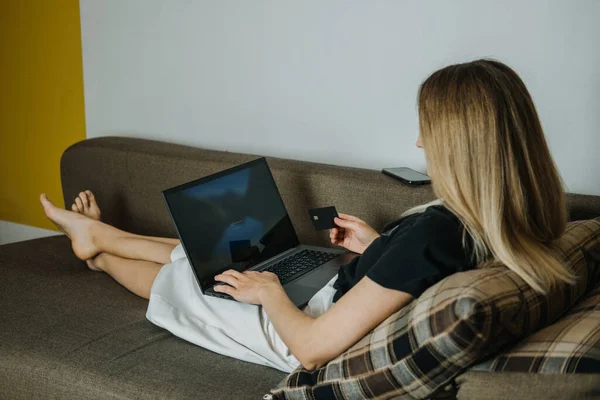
[
  {"left": 471, "top": 244, "right": 600, "bottom": 374},
  {"left": 270, "top": 218, "right": 600, "bottom": 400}
]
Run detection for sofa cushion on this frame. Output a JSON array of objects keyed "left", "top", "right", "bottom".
[
  {"left": 270, "top": 218, "right": 600, "bottom": 400},
  {"left": 454, "top": 245, "right": 600, "bottom": 400},
  {"left": 470, "top": 244, "right": 600, "bottom": 374},
  {"left": 0, "top": 236, "right": 286, "bottom": 400}
]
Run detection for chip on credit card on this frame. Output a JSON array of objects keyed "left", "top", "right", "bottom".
[{"left": 308, "top": 206, "right": 339, "bottom": 231}]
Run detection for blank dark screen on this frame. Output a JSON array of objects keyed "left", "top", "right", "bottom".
[{"left": 165, "top": 160, "right": 299, "bottom": 289}]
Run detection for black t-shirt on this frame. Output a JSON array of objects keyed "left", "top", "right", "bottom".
[{"left": 332, "top": 205, "right": 476, "bottom": 302}]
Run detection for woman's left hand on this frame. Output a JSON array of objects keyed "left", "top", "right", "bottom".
[{"left": 213, "top": 270, "right": 282, "bottom": 305}]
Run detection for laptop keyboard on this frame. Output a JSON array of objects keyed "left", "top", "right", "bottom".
[{"left": 262, "top": 249, "right": 339, "bottom": 285}]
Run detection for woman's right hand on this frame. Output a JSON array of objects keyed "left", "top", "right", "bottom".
[{"left": 330, "top": 213, "right": 380, "bottom": 254}]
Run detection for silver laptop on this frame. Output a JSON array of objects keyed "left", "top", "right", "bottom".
[{"left": 162, "top": 157, "right": 356, "bottom": 307}]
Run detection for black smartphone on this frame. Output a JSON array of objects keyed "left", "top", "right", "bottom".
[{"left": 382, "top": 167, "right": 431, "bottom": 185}]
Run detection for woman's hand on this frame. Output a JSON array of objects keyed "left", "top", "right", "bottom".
[
  {"left": 213, "top": 270, "right": 283, "bottom": 305},
  {"left": 330, "top": 213, "right": 380, "bottom": 254}
]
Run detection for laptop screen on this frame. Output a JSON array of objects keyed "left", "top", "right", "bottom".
[{"left": 163, "top": 158, "right": 299, "bottom": 291}]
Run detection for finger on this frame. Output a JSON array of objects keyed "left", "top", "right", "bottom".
[
  {"left": 79, "top": 192, "right": 89, "bottom": 208},
  {"left": 244, "top": 270, "right": 260, "bottom": 275},
  {"left": 213, "top": 284, "right": 236, "bottom": 296},
  {"left": 331, "top": 228, "right": 344, "bottom": 243},
  {"left": 333, "top": 217, "right": 357, "bottom": 230},
  {"left": 338, "top": 213, "right": 363, "bottom": 222},
  {"left": 214, "top": 274, "right": 240, "bottom": 287},
  {"left": 75, "top": 197, "right": 83, "bottom": 212},
  {"left": 330, "top": 229, "right": 339, "bottom": 239},
  {"left": 221, "top": 269, "right": 245, "bottom": 279},
  {"left": 85, "top": 190, "right": 95, "bottom": 200},
  {"left": 263, "top": 271, "right": 279, "bottom": 280},
  {"left": 71, "top": 204, "right": 78, "bottom": 212}
]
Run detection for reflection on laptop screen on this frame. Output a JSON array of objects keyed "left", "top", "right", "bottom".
[{"left": 164, "top": 159, "right": 299, "bottom": 290}]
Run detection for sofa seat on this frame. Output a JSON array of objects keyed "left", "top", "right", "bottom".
[{"left": 0, "top": 236, "right": 285, "bottom": 399}]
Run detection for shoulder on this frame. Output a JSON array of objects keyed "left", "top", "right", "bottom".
[
  {"left": 420, "top": 205, "right": 462, "bottom": 227},
  {"left": 397, "top": 205, "right": 464, "bottom": 239},
  {"left": 366, "top": 205, "right": 474, "bottom": 297},
  {"left": 379, "top": 205, "right": 469, "bottom": 258}
]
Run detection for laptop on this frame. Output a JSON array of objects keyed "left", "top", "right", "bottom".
[{"left": 162, "top": 157, "right": 357, "bottom": 307}]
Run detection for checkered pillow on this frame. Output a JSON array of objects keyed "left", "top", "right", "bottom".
[
  {"left": 270, "top": 218, "right": 600, "bottom": 400},
  {"left": 471, "top": 244, "right": 600, "bottom": 374}
]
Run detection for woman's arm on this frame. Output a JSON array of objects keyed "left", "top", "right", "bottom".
[
  {"left": 214, "top": 270, "right": 412, "bottom": 370},
  {"left": 260, "top": 276, "right": 412, "bottom": 369}
]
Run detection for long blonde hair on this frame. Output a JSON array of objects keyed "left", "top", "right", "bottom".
[{"left": 411, "top": 59, "right": 574, "bottom": 293}]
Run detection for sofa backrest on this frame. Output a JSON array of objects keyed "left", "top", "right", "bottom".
[{"left": 61, "top": 137, "right": 600, "bottom": 247}]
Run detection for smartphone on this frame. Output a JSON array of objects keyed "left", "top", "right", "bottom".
[{"left": 382, "top": 167, "right": 431, "bottom": 185}]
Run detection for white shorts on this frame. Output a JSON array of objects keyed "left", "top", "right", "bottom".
[{"left": 146, "top": 244, "right": 337, "bottom": 373}]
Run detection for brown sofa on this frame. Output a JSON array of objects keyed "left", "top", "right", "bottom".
[{"left": 1, "top": 137, "right": 599, "bottom": 399}]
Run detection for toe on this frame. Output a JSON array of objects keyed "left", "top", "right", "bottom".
[
  {"left": 40, "top": 194, "right": 58, "bottom": 219},
  {"left": 79, "top": 192, "right": 89, "bottom": 208},
  {"left": 40, "top": 193, "right": 52, "bottom": 209},
  {"left": 75, "top": 197, "right": 83, "bottom": 212},
  {"left": 86, "top": 190, "right": 99, "bottom": 210}
]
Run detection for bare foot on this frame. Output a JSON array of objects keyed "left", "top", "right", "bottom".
[
  {"left": 71, "top": 190, "right": 101, "bottom": 221},
  {"left": 40, "top": 193, "right": 99, "bottom": 261},
  {"left": 86, "top": 258, "right": 102, "bottom": 272}
]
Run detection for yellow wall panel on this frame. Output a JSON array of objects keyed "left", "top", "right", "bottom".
[{"left": 0, "top": 0, "right": 86, "bottom": 230}]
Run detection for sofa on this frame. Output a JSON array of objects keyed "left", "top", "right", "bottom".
[{"left": 1, "top": 136, "right": 599, "bottom": 399}]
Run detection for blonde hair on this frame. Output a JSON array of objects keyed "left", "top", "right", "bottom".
[{"left": 412, "top": 59, "right": 574, "bottom": 293}]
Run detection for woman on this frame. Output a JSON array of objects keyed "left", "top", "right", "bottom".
[{"left": 40, "top": 59, "right": 574, "bottom": 373}]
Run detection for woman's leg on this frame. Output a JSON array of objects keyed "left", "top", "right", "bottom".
[
  {"left": 89, "top": 252, "right": 162, "bottom": 299},
  {"left": 122, "top": 234, "right": 180, "bottom": 246},
  {"left": 40, "top": 193, "right": 176, "bottom": 264},
  {"left": 70, "top": 190, "right": 180, "bottom": 247},
  {"left": 89, "top": 223, "right": 177, "bottom": 265}
]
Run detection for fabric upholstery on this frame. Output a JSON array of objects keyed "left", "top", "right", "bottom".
[
  {"left": 455, "top": 372, "right": 600, "bottom": 400},
  {"left": 271, "top": 219, "right": 600, "bottom": 400},
  {"left": 60, "top": 137, "right": 600, "bottom": 245},
  {"left": 60, "top": 137, "right": 435, "bottom": 244},
  {"left": 0, "top": 236, "right": 286, "bottom": 399}
]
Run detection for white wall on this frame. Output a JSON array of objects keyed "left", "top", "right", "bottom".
[{"left": 80, "top": 0, "right": 600, "bottom": 195}]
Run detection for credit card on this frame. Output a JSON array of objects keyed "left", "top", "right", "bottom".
[{"left": 308, "top": 206, "right": 339, "bottom": 231}]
